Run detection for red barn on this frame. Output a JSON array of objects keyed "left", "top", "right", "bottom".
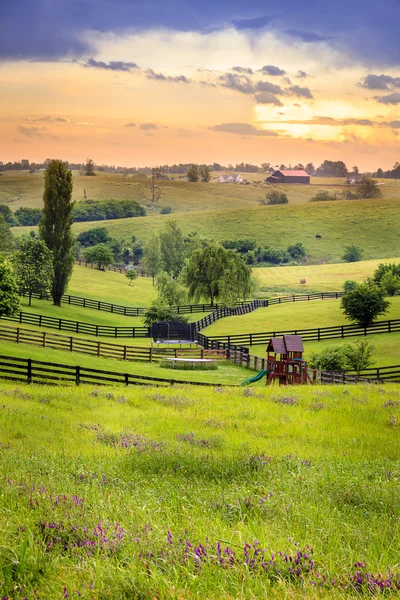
[{"left": 266, "top": 169, "right": 310, "bottom": 184}]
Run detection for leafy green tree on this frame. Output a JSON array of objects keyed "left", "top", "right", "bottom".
[
  {"left": 343, "top": 338, "right": 375, "bottom": 375},
  {"left": 143, "top": 299, "right": 187, "bottom": 326},
  {"left": 356, "top": 177, "right": 382, "bottom": 199},
  {"left": 125, "top": 269, "right": 138, "bottom": 286},
  {"left": 185, "top": 244, "right": 252, "bottom": 305},
  {"left": 373, "top": 263, "right": 400, "bottom": 286},
  {"left": 14, "top": 238, "right": 53, "bottom": 306},
  {"left": 156, "top": 272, "right": 187, "bottom": 306},
  {"left": 77, "top": 227, "right": 111, "bottom": 247},
  {"left": 0, "top": 205, "right": 17, "bottom": 225},
  {"left": 0, "top": 256, "right": 20, "bottom": 317},
  {"left": 159, "top": 221, "right": 185, "bottom": 278},
  {"left": 308, "top": 346, "right": 347, "bottom": 371},
  {"left": 341, "top": 282, "right": 390, "bottom": 326},
  {"left": 84, "top": 158, "right": 96, "bottom": 176},
  {"left": 0, "top": 216, "right": 15, "bottom": 253},
  {"left": 344, "top": 280, "right": 357, "bottom": 292},
  {"left": 84, "top": 244, "right": 114, "bottom": 269},
  {"left": 40, "top": 160, "right": 75, "bottom": 306},
  {"left": 265, "top": 189, "right": 288, "bottom": 205},
  {"left": 287, "top": 242, "right": 306, "bottom": 260},
  {"left": 199, "top": 165, "right": 211, "bottom": 182},
  {"left": 143, "top": 235, "right": 162, "bottom": 285},
  {"left": 187, "top": 164, "right": 199, "bottom": 182},
  {"left": 342, "top": 245, "right": 363, "bottom": 262},
  {"left": 14, "top": 207, "right": 42, "bottom": 226},
  {"left": 380, "top": 271, "right": 400, "bottom": 296}
]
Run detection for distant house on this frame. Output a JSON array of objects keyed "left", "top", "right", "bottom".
[
  {"left": 345, "top": 175, "right": 363, "bottom": 185},
  {"left": 218, "top": 173, "right": 243, "bottom": 183},
  {"left": 266, "top": 169, "right": 310, "bottom": 184}
]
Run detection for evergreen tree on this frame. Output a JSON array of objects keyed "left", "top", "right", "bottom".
[
  {"left": 39, "top": 159, "right": 75, "bottom": 306},
  {"left": 14, "top": 237, "right": 53, "bottom": 305}
]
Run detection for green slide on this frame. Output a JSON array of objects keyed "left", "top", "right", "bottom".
[{"left": 241, "top": 369, "right": 269, "bottom": 386}]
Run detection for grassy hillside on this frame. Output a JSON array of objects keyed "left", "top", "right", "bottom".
[
  {"left": 204, "top": 297, "right": 400, "bottom": 336},
  {"left": 0, "top": 381, "right": 399, "bottom": 599}
]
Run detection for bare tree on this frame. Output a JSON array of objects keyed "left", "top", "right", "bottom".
[{"left": 140, "top": 175, "right": 163, "bottom": 206}]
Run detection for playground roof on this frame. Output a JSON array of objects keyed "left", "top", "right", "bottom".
[{"left": 267, "top": 335, "right": 304, "bottom": 354}]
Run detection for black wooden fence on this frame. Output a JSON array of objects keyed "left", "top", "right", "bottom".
[
  {"left": 197, "top": 318, "right": 400, "bottom": 349},
  {"left": 0, "top": 355, "right": 227, "bottom": 387},
  {"left": 2, "top": 312, "right": 151, "bottom": 338}
]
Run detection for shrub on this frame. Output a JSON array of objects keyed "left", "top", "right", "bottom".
[
  {"left": 72, "top": 199, "right": 146, "bottom": 222},
  {"left": 342, "top": 245, "right": 363, "bottom": 262},
  {"left": 258, "top": 246, "right": 290, "bottom": 264},
  {"left": 160, "top": 206, "right": 172, "bottom": 214},
  {"left": 344, "top": 280, "right": 357, "bottom": 292},
  {"left": 143, "top": 299, "right": 188, "bottom": 326},
  {"left": 342, "top": 339, "right": 375, "bottom": 375},
  {"left": 373, "top": 262, "right": 400, "bottom": 286},
  {"left": 222, "top": 239, "right": 257, "bottom": 253},
  {"left": 265, "top": 190, "right": 288, "bottom": 205},
  {"left": 380, "top": 271, "right": 400, "bottom": 296},
  {"left": 356, "top": 177, "right": 382, "bottom": 199},
  {"left": 309, "top": 190, "right": 337, "bottom": 202},
  {"left": 341, "top": 282, "right": 390, "bottom": 326},
  {"left": 14, "top": 207, "right": 42, "bottom": 226},
  {"left": 308, "top": 346, "right": 347, "bottom": 371},
  {"left": 287, "top": 242, "right": 306, "bottom": 260}
]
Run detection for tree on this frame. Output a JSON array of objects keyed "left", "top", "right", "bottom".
[
  {"left": 373, "top": 263, "right": 400, "bottom": 286},
  {"left": 77, "top": 227, "right": 111, "bottom": 247},
  {"left": 0, "top": 216, "right": 15, "bottom": 253},
  {"left": 199, "top": 165, "right": 211, "bottom": 182},
  {"left": 341, "top": 283, "right": 390, "bottom": 327},
  {"left": 84, "top": 244, "right": 114, "bottom": 269},
  {"left": 14, "top": 207, "right": 42, "bottom": 226},
  {"left": 315, "top": 160, "right": 348, "bottom": 177},
  {"left": 143, "top": 299, "right": 188, "bottom": 326},
  {"left": 0, "top": 205, "right": 17, "bottom": 225},
  {"left": 14, "top": 238, "right": 53, "bottom": 306},
  {"left": 261, "top": 162, "right": 271, "bottom": 173},
  {"left": 159, "top": 221, "right": 185, "bottom": 278},
  {"left": 84, "top": 158, "right": 96, "bottom": 176},
  {"left": 143, "top": 235, "right": 162, "bottom": 285},
  {"left": 344, "top": 280, "right": 357, "bottom": 292},
  {"left": 125, "top": 269, "right": 138, "bottom": 286},
  {"left": 187, "top": 164, "right": 199, "bottom": 182},
  {"left": 287, "top": 242, "right": 306, "bottom": 260},
  {"left": 356, "top": 177, "right": 382, "bottom": 199},
  {"left": 380, "top": 271, "right": 400, "bottom": 296},
  {"left": 342, "top": 245, "right": 363, "bottom": 262},
  {"left": 0, "top": 256, "right": 20, "bottom": 317},
  {"left": 305, "top": 163, "right": 316, "bottom": 176},
  {"left": 40, "top": 160, "right": 75, "bottom": 306},
  {"left": 156, "top": 271, "right": 187, "bottom": 306},
  {"left": 184, "top": 244, "right": 252, "bottom": 305},
  {"left": 308, "top": 346, "right": 347, "bottom": 371},
  {"left": 265, "top": 190, "right": 288, "bottom": 205},
  {"left": 140, "top": 175, "right": 163, "bottom": 206},
  {"left": 343, "top": 338, "right": 375, "bottom": 375}
]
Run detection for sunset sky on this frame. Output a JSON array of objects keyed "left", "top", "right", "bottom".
[{"left": 1, "top": 0, "right": 399, "bottom": 169}]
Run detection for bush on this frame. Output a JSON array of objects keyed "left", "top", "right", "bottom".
[
  {"left": 341, "top": 282, "right": 390, "bottom": 326},
  {"left": 143, "top": 299, "right": 188, "bottom": 326},
  {"left": 380, "top": 271, "right": 400, "bottom": 296},
  {"left": 222, "top": 239, "right": 257, "bottom": 253},
  {"left": 160, "top": 206, "right": 172, "bottom": 214},
  {"left": 344, "top": 280, "right": 357, "bottom": 292},
  {"left": 77, "top": 227, "right": 111, "bottom": 247},
  {"left": 14, "top": 207, "right": 42, "bottom": 226},
  {"left": 342, "top": 245, "right": 363, "bottom": 262},
  {"left": 356, "top": 177, "right": 382, "bottom": 199},
  {"left": 265, "top": 190, "right": 288, "bottom": 205},
  {"left": 287, "top": 242, "right": 306, "bottom": 260},
  {"left": 308, "top": 346, "right": 347, "bottom": 371},
  {"left": 72, "top": 199, "right": 146, "bottom": 222},
  {"left": 258, "top": 246, "right": 290, "bottom": 264},
  {"left": 342, "top": 338, "right": 375, "bottom": 375},
  {"left": 309, "top": 190, "right": 337, "bottom": 202},
  {"left": 373, "top": 262, "right": 400, "bottom": 286}
]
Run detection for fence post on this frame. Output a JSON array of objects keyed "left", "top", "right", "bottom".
[
  {"left": 27, "top": 359, "right": 32, "bottom": 384},
  {"left": 43, "top": 332, "right": 46, "bottom": 348},
  {"left": 76, "top": 366, "right": 80, "bottom": 386},
  {"left": 388, "top": 320, "right": 391, "bottom": 333},
  {"left": 83, "top": 298, "right": 86, "bottom": 308},
  {"left": 16, "top": 328, "right": 20, "bottom": 343},
  {"left": 97, "top": 342, "right": 100, "bottom": 357},
  {"left": 149, "top": 347, "right": 153, "bottom": 363},
  {"left": 115, "top": 327, "right": 117, "bottom": 338},
  {"left": 70, "top": 337, "right": 73, "bottom": 352},
  {"left": 125, "top": 373, "right": 129, "bottom": 386},
  {"left": 123, "top": 345, "right": 127, "bottom": 361},
  {"left": 59, "top": 319, "right": 62, "bottom": 330}
]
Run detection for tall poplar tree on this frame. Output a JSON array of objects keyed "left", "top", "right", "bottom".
[{"left": 40, "top": 159, "right": 75, "bottom": 306}]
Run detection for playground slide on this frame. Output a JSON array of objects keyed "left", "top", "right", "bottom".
[{"left": 241, "top": 369, "right": 269, "bottom": 386}]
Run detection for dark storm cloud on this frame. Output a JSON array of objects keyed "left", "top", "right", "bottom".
[
  {"left": 208, "top": 122, "right": 279, "bottom": 136},
  {"left": 258, "top": 65, "right": 286, "bottom": 76}
]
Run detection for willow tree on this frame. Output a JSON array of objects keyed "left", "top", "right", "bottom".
[{"left": 40, "top": 159, "right": 74, "bottom": 306}]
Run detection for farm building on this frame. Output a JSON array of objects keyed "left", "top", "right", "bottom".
[
  {"left": 266, "top": 169, "right": 310, "bottom": 184},
  {"left": 218, "top": 173, "right": 243, "bottom": 183}
]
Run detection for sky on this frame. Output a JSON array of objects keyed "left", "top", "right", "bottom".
[{"left": 0, "top": 0, "right": 400, "bottom": 170}]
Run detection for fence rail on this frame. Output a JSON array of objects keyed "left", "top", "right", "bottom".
[
  {"left": 198, "top": 318, "right": 400, "bottom": 349},
  {"left": 2, "top": 312, "right": 151, "bottom": 338},
  {"left": 0, "top": 354, "right": 228, "bottom": 388},
  {"left": 0, "top": 324, "right": 226, "bottom": 363}
]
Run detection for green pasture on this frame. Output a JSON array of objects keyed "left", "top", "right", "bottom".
[
  {"left": 204, "top": 297, "right": 400, "bottom": 336},
  {"left": 0, "top": 342, "right": 247, "bottom": 385},
  {"left": 255, "top": 257, "right": 400, "bottom": 294},
  {"left": 0, "top": 381, "right": 399, "bottom": 599}
]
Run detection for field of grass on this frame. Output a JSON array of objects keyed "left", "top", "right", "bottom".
[
  {"left": 0, "top": 381, "right": 400, "bottom": 598},
  {"left": 204, "top": 297, "right": 400, "bottom": 336},
  {"left": 255, "top": 257, "right": 400, "bottom": 294},
  {"left": 0, "top": 341, "right": 248, "bottom": 385}
]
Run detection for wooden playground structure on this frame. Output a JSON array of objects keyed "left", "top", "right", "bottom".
[{"left": 266, "top": 335, "right": 308, "bottom": 385}]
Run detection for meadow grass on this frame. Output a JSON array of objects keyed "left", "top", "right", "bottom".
[
  {"left": 0, "top": 381, "right": 399, "bottom": 598},
  {"left": 204, "top": 297, "right": 400, "bottom": 336},
  {"left": 13, "top": 195, "right": 400, "bottom": 262}
]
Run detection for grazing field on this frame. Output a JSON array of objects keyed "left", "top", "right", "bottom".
[
  {"left": 0, "top": 381, "right": 399, "bottom": 599},
  {"left": 203, "top": 297, "right": 400, "bottom": 336},
  {"left": 256, "top": 257, "right": 400, "bottom": 294}
]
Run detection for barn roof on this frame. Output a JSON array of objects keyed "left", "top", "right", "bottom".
[
  {"left": 277, "top": 169, "right": 309, "bottom": 177},
  {"left": 267, "top": 335, "right": 304, "bottom": 354}
]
